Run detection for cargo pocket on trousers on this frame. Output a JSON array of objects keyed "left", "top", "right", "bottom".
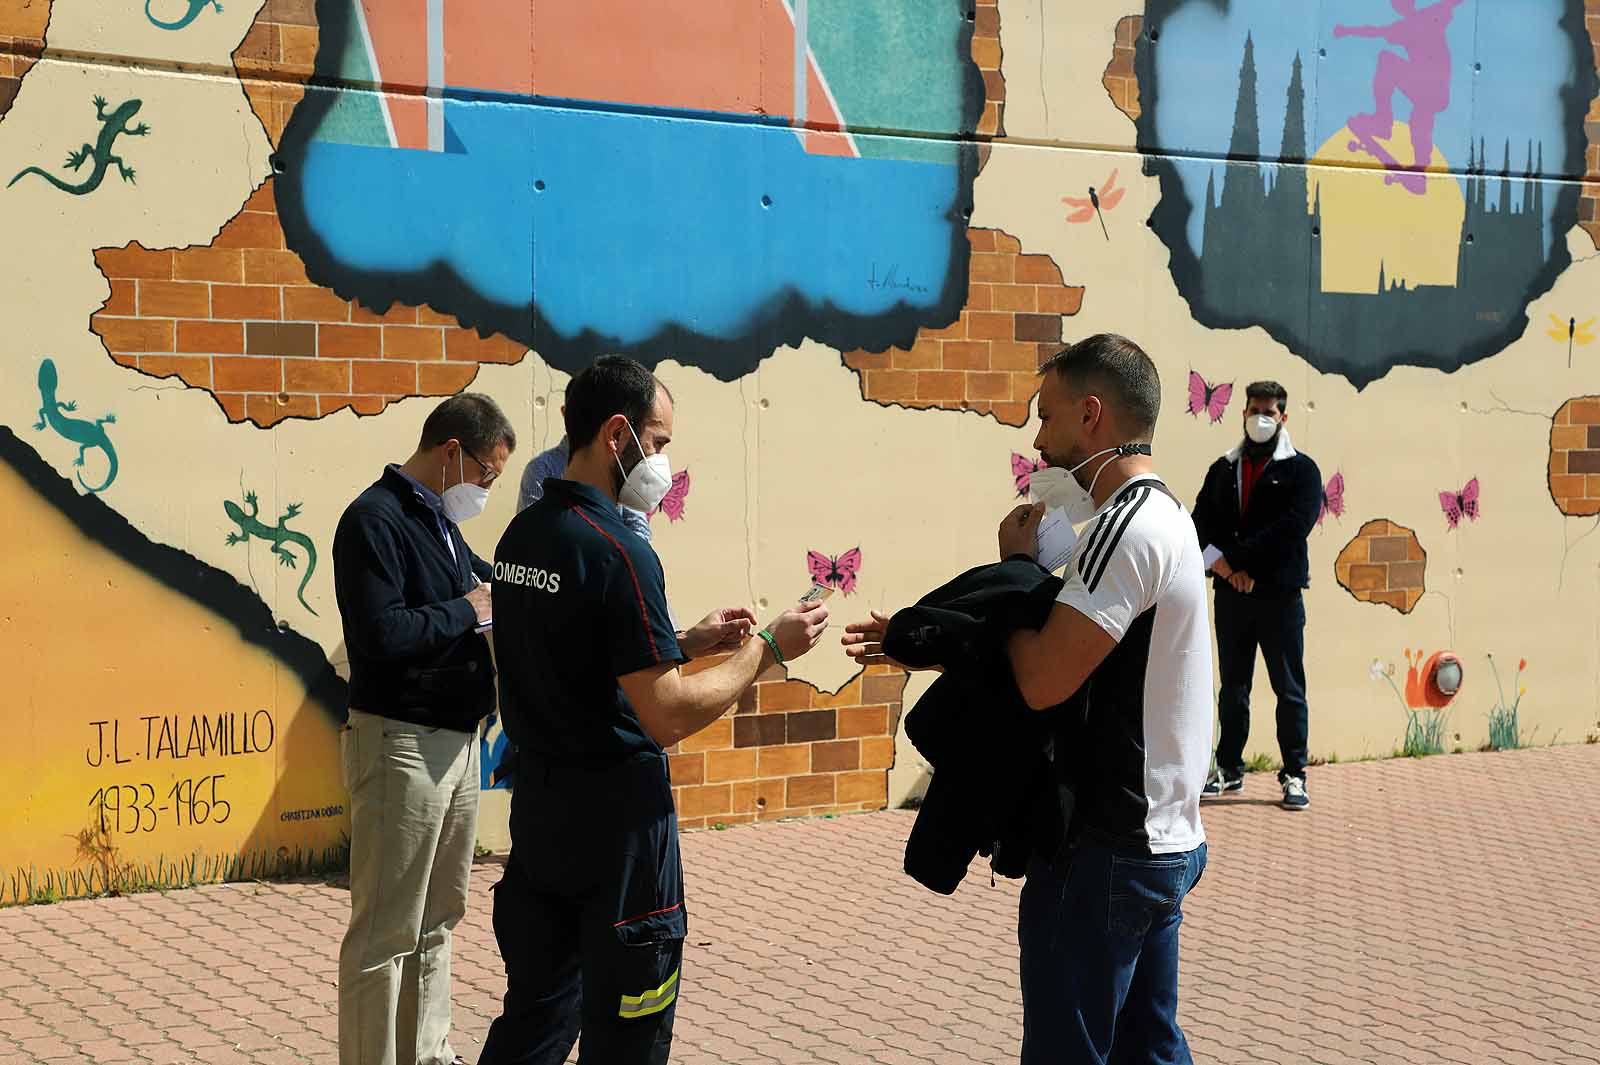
[{"left": 613, "top": 903, "right": 687, "bottom": 1020}]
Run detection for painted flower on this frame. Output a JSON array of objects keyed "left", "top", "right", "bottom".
[
  {"left": 1518, "top": 658, "right": 1527, "bottom": 672},
  {"left": 1369, "top": 659, "right": 1386, "bottom": 680}
]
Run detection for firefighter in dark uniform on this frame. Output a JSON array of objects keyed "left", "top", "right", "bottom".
[{"left": 478, "top": 356, "right": 829, "bottom": 1064}]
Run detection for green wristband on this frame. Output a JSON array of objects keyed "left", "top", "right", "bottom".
[{"left": 756, "top": 628, "right": 784, "bottom": 666}]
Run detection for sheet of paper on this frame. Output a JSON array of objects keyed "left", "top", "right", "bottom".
[{"left": 1036, "top": 507, "right": 1079, "bottom": 573}]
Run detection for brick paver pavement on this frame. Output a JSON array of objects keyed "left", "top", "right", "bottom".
[{"left": 2, "top": 744, "right": 1598, "bottom": 1064}]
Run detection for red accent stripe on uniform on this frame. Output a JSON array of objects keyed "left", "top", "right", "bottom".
[
  {"left": 613, "top": 901, "right": 683, "bottom": 928},
  {"left": 570, "top": 504, "right": 660, "bottom": 663}
]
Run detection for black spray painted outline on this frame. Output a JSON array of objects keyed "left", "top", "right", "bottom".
[
  {"left": 273, "top": 0, "right": 989, "bottom": 382},
  {"left": 1134, "top": 0, "right": 1598, "bottom": 390},
  {"left": 0, "top": 425, "right": 348, "bottom": 721}
]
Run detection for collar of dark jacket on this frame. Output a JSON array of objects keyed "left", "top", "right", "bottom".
[{"left": 381, "top": 465, "right": 449, "bottom": 523}]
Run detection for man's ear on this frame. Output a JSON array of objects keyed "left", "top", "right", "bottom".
[{"left": 1083, "top": 394, "right": 1103, "bottom": 429}]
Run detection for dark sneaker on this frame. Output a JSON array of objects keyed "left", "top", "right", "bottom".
[
  {"left": 1200, "top": 770, "right": 1243, "bottom": 799},
  {"left": 1281, "top": 776, "right": 1309, "bottom": 810}
]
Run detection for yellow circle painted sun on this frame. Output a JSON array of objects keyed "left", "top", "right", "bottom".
[{"left": 1310, "top": 122, "right": 1466, "bottom": 295}]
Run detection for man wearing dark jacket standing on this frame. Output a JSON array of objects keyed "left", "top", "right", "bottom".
[
  {"left": 332, "top": 392, "right": 515, "bottom": 1065},
  {"left": 1191, "top": 380, "right": 1322, "bottom": 811}
]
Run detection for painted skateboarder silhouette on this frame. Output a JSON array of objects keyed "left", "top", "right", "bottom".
[{"left": 1334, "top": 0, "right": 1465, "bottom": 194}]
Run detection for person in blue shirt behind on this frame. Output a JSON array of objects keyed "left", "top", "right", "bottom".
[{"left": 519, "top": 422, "right": 653, "bottom": 542}]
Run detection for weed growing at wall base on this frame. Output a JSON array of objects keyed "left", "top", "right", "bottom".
[{"left": 1, "top": 838, "right": 350, "bottom": 907}]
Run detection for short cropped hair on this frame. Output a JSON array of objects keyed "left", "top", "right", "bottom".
[
  {"left": 1246, "top": 380, "right": 1288, "bottom": 414},
  {"left": 1038, "top": 333, "right": 1162, "bottom": 438},
  {"left": 419, "top": 393, "right": 516, "bottom": 455},
  {"left": 564, "top": 355, "right": 670, "bottom": 449}
]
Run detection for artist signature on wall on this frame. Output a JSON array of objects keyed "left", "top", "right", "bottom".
[{"left": 867, "top": 262, "right": 929, "bottom": 295}]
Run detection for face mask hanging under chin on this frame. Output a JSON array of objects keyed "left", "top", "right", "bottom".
[{"left": 1030, "top": 445, "right": 1138, "bottom": 525}]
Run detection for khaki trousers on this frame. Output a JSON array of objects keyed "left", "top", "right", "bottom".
[{"left": 338, "top": 709, "right": 480, "bottom": 1065}]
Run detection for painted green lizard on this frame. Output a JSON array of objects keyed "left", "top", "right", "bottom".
[
  {"left": 145, "top": 0, "right": 221, "bottom": 31},
  {"left": 225, "top": 491, "right": 319, "bottom": 615},
  {"left": 9, "top": 96, "right": 150, "bottom": 196},
  {"left": 33, "top": 359, "right": 118, "bottom": 493}
]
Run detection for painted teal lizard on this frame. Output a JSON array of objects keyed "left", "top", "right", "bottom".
[
  {"left": 33, "top": 359, "right": 118, "bottom": 493},
  {"left": 145, "top": 0, "right": 221, "bottom": 30},
  {"left": 9, "top": 96, "right": 150, "bottom": 196},
  {"left": 225, "top": 491, "right": 319, "bottom": 615}
]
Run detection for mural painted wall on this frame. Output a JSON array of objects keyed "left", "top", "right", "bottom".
[{"left": 4, "top": 0, "right": 1600, "bottom": 898}]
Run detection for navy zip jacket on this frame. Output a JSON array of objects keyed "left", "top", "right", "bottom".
[
  {"left": 332, "top": 466, "right": 496, "bottom": 731},
  {"left": 886, "top": 558, "right": 1071, "bottom": 895},
  {"left": 1191, "top": 434, "right": 1322, "bottom": 598}
]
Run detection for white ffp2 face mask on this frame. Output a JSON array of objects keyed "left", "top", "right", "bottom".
[
  {"left": 441, "top": 449, "right": 489, "bottom": 522},
  {"left": 1029, "top": 446, "right": 1123, "bottom": 525},
  {"left": 1246, "top": 414, "right": 1279, "bottom": 445},
  {"left": 615, "top": 420, "right": 672, "bottom": 514}
]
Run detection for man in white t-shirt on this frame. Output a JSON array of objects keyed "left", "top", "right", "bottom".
[{"left": 999, "top": 334, "right": 1213, "bottom": 1064}]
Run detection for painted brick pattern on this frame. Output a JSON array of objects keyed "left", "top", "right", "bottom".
[
  {"left": 0, "top": 0, "right": 46, "bottom": 121},
  {"left": 1335, "top": 519, "right": 1426, "bottom": 613},
  {"left": 1549, "top": 395, "right": 1600, "bottom": 515},
  {"left": 665, "top": 658, "right": 907, "bottom": 830},
  {"left": 1583, "top": 1, "right": 1600, "bottom": 244},
  {"left": 973, "top": 0, "right": 1005, "bottom": 142},
  {"left": 1103, "top": 15, "right": 1144, "bottom": 122},
  {"left": 842, "top": 229, "right": 1084, "bottom": 426},
  {"left": 91, "top": 182, "right": 527, "bottom": 427}
]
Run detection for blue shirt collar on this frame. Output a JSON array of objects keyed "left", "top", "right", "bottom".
[{"left": 388, "top": 463, "right": 446, "bottom": 517}]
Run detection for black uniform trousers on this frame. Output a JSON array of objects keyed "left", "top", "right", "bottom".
[
  {"left": 479, "top": 752, "right": 685, "bottom": 1065},
  {"left": 1213, "top": 583, "right": 1310, "bottom": 782}
]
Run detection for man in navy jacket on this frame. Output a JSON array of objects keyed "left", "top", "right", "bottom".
[
  {"left": 332, "top": 392, "right": 515, "bottom": 1065},
  {"left": 1191, "top": 381, "right": 1322, "bottom": 810}
]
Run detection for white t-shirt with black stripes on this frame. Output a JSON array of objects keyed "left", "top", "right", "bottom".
[{"left": 1055, "top": 474, "right": 1212, "bottom": 855}]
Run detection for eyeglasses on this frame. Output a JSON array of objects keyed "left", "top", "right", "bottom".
[{"left": 462, "top": 449, "right": 501, "bottom": 487}]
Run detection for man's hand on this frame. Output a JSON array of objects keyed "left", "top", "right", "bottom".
[
  {"left": 764, "top": 600, "right": 830, "bottom": 662},
  {"left": 999, "top": 503, "right": 1044, "bottom": 561},
  {"left": 1228, "top": 571, "right": 1255, "bottom": 595},
  {"left": 1210, "top": 555, "right": 1234, "bottom": 579},
  {"left": 465, "top": 582, "right": 492, "bottom": 624},
  {"left": 842, "top": 609, "right": 940, "bottom": 672},
  {"left": 678, "top": 607, "right": 757, "bottom": 658}
]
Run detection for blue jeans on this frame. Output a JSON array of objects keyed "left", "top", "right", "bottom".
[{"left": 1018, "top": 840, "right": 1207, "bottom": 1065}]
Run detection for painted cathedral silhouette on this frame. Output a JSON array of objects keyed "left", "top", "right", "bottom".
[{"left": 1195, "top": 34, "right": 1549, "bottom": 387}]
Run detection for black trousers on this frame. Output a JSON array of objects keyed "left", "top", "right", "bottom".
[
  {"left": 1213, "top": 584, "right": 1309, "bottom": 781},
  {"left": 479, "top": 753, "right": 685, "bottom": 1065}
]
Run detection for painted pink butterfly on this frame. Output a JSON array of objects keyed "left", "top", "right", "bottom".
[
  {"left": 1011, "top": 452, "right": 1045, "bottom": 498},
  {"left": 1317, "top": 472, "right": 1345, "bottom": 527},
  {"left": 1186, "top": 370, "right": 1233, "bottom": 424},
  {"left": 807, "top": 547, "right": 863, "bottom": 596},
  {"left": 1439, "top": 478, "right": 1480, "bottom": 530},
  {"left": 651, "top": 469, "right": 691, "bottom": 522}
]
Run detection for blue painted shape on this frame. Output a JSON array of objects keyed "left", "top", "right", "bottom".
[{"left": 291, "top": 95, "right": 964, "bottom": 353}]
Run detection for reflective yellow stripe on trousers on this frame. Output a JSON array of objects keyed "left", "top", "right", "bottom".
[{"left": 618, "top": 967, "right": 680, "bottom": 1019}]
